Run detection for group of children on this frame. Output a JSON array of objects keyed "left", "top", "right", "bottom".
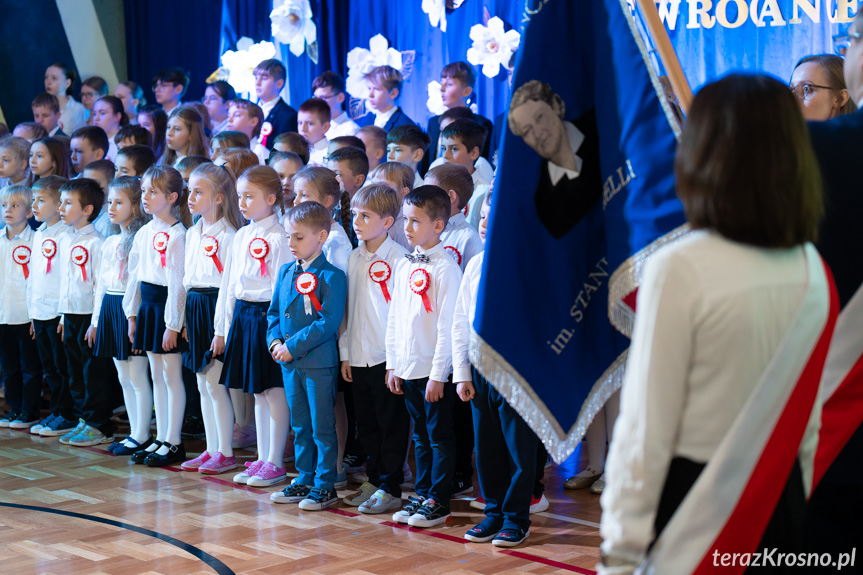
[{"left": 0, "top": 56, "right": 549, "bottom": 548}]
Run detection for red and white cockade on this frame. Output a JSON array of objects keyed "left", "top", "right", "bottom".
[
  {"left": 153, "top": 231, "right": 170, "bottom": 268},
  {"left": 202, "top": 235, "right": 223, "bottom": 273},
  {"left": 368, "top": 260, "right": 392, "bottom": 303},
  {"left": 443, "top": 245, "right": 462, "bottom": 266},
  {"left": 41, "top": 239, "right": 57, "bottom": 273},
  {"left": 295, "top": 271, "right": 322, "bottom": 312},
  {"left": 71, "top": 245, "right": 89, "bottom": 281},
  {"left": 409, "top": 268, "right": 433, "bottom": 313},
  {"left": 249, "top": 237, "right": 270, "bottom": 277},
  {"left": 12, "top": 245, "right": 31, "bottom": 279}
]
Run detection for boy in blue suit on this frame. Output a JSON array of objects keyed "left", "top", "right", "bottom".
[{"left": 266, "top": 201, "right": 347, "bottom": 511}]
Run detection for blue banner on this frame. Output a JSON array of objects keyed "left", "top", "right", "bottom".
[
  {"left": 470, "top": 0, "right": 685, "bottom": 462},
  {"left": 653, "top": 0, "right": 848, "bottom": 89}
]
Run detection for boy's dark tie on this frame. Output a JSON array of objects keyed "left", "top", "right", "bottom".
[{"left": 404, "top": 253, "right": 430, "bottom": 264}]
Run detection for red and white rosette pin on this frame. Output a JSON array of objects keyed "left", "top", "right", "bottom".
[
  {"left": 444, "top": 245, "right": 462, "bottom": 266},
  {"left": 12, "top": 245, "right": 31, "bottom": 279},
  {"left": 153, "top": 231, "right": 169, "bottom": 268},
  {"left": 295, "top": 272, "right": 322, "bottom": 312},
  {"left": 202, "top": 235, "right": 223, "bottom": 273},
  {"left": 71, "top": 245, "right": 89, "bottom": 281},
  {"left": 249, "top": 237, "right": 269, "bottom": 277},
  {"left": 41, "top": 238, "right": 57, "bottom": 273},
  {"left": 368, "top": 260, "right": 392, "bottom": 303},
  {"left": 260, "top": 121, "right": 274, "bottom": 147},
  {"left": 409, "top": 268, "right": 433, "bottom": 313}
]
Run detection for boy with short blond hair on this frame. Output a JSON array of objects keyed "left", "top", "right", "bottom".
[
  {"left": 298, "top": 98, "right": 332, "bottom": 166},
  {"left": 356, "top": 125, "right": 387, "bottom": 171},
  {"left": 228, "top": 99, "right": 269, "bottom": 165},
  {"left": 364, "top": 66, "right": 416, "bottom": 132},
  {"left": 341, "top": 183, "right": 410, "bottom": 513},
  {"left": 28, "top": 176, "right": 76, "bottom": 436},
  {"left": 0, "top": 184, "right": 43, "bottom": 429},
  {"left": 0, "top": 135, "right": 31, "bottom": 187},
  {"left": 32, "top": 93, "right": 66, "bottom": 137},
  {"left": 386, "top": 185, "right": 462, "bottom": 528}
]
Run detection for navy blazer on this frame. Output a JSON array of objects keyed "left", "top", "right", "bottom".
[
  {"left": 263, "top": 99, "right": 298, "bottom": 150},
  {"left": 266, "top": 254, "right": 347, "bottom": 369},
  {"left": 807, "top": 108, "right": 863, "bottom": 486},
  {"left": 383, "top": 107, "right": 416, "bottom": 132},
  {"left": 421, "top": 111, "right": 494, "bottom": 176}
]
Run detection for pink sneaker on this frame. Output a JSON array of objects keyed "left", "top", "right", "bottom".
[
  {"left": 233, "top": 459, "right": 264, "bottom": 484},
  {"left": 246, "top": 462, "right": 288, "bottom": 487},
  {"left": 199, "top": 453, "right": 238, "bottom": 475},
  {"left": 180, "top": 451, "right": 211, "bottom": 471},
  {"left": 232, "top": 423, "right": 257, "bottom": 449}
]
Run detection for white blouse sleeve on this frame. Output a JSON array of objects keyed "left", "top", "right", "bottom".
[
  {"left": 91, "top": 239, "right": 112, "bottom": 328},
  {"left": 164, "top": 227, "right": 187, "bottom": 332},
  {"left": 599, "top": 250, "right": 696, "bottom": 572},
  {"left": 122, "top": 230, "right": 143, "bottom": 318}
]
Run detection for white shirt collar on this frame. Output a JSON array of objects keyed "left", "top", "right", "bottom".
[
  {"left": 300, "top": 252, "right": 321, "bottom": 271},
  {"left": 252, "top": 212, "right": 279, "bottom": 232},
  {"left": 74, "top": 223, "right": 97, "bottom": 236},
  {"left": 49, "top": 125, "right": 61, "bottom": 136},
  {"left": 311, "top": 137, "right": 329, "bottom": 152},
  {"left": 259, "top": 96, "right": 279, "bottom": 120},
  {"left": 373, "top": 106, "right": 398, "bottom": 128},
  {"left": 415, "top": 241, "right": 443, "bottom": 257},
  {"left": 360, "top": 235, "right": 394, "bottom": 260},
  {"left": 547, "top": 121, "right": 585, "bottom": 186},
  {"left": 447, "top": 213, "right": 466, "bottom": 230},
  {"left": 200, "top": 217, "right": 226, "bottom": 236},
  {"left": 331, "top": 111, "right": 349, "bottom": 125}
]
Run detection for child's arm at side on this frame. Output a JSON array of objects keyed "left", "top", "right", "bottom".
[
  {"left": 122, "top": 231, "right": 143, "bottom": 343},
  {"left": 162, "top": 231, "right": 187, "bottom": 351},
  {"left": 284, "top": 268, "right": 347, "bottom": 360},
  {"left": 452, "top": 261, "right": 476, "bottom": 401},
  {"left": 86, "top": 240, "right": 111, "bottom": 347},
  {"left": 385, "top": 262, "right": 402, "bottom": 394},
  {"left": 427, "top": 262, "right": 463, "bottom": 401},
  {"left": 266, "top": 263, "right": 289, "bottom": 352},
  {"left": 211, "top": 242, "right": 234, "bottom": 356}
]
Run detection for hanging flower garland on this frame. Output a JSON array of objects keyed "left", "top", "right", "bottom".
[
  {"left": 466, "top": 16, "right": 520, "bottom": 78},
  {"left": 271, "top": 0, "right": 319, "bottom": 63},
  {"left": 346, "top": 34, "right": 416, "bottom": 119},
  {"left": 218, "top": 37, "right": 277, "bottom": 96},
  {"left": 422, "top": 0, "right": 466, "bottom": 32}
]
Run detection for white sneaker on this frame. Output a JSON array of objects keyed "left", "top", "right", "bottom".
[
  {"left": 359, "top": 489, "right": 403, "bottom": 514},
  {"left": 392, "top": 495, "right": 425, "bottom": 524},
  {"left": 343, "top": 482, "right": 378, "bottom": 507},
  {"left": 530, "top": 494, "right": 549, "bottom": 513}
]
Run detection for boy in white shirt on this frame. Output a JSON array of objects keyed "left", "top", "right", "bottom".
[
  {"left": 27, "top": 176, "right": 77, "bottom": 437},
  {"left": 56, "top": 178, "right": 112, "bottom": 446},
  {"left": 425, "top": 164, "right": 483, "bottom": 273},
  {"left": 387, "top": 125, "right": 430, "bottom": 189},
  {"left": 313, "top": 71, "right": 360, "bottom": 140},
  {"left": 386, "top": 185, "right": 462, "bottom": 528},
  {"left": 297, "top": 98, "right": 331, "bottom": 166},
  {"left": 439, "top": 119, "right": 492, "bottom": 230},
  {"left": 340, "top": 184, "right": 410, "bottom": 514},
  {"left": 0, "top": 185, "right": 43, "bottom": 429},
  {"left": 327, "top": 146, "right": 369, "bottom": 248},
  {"left": 227, "top": 99, "right": 269, "bottom": 165}
]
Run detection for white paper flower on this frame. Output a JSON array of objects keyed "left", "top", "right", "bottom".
[
  {"left": 427, "top": 81, "right": 445, "bottom": 115},
  {"left": 466, "top": 16, "right": 520, "bottom": 78},
  {"left": 423, "top": 0, "right": 448, "bottom": 32},
  {"left": 220, "top": 37, "right": 277, "bottom": 96},
  {"left": 345, "top": 34, "right": 410, "bottom": 100},
  {"left": 271, "top": 0, "right": 317, "bottom": 57}
]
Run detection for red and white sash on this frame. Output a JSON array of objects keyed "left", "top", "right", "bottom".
[
  {"left": 641, "top": 245, "right": 837, "bottom": 575},
  {"left": 811, "top": 281, "right": 863, "bottom": 490}
]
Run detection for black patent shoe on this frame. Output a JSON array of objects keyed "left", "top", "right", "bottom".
[
  {"left": 131, "top": 440, "right": 163, "bottom": 464},
  {"left": 144, "top": 441, "right": 186, "bottom": 467}
]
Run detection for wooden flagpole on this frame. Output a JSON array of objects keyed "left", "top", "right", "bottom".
[{"left": 636, "top": 0, "right": 693, "bottom": 114}]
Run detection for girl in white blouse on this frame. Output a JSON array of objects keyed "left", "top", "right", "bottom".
[
  {"left": 123, "top": 166, "right": 192, "bottom": 467},
  {"left": 178, "top": 164, "right": 243, "bottom": 475},
  {"left": 90, "top": 177, "right": 151, "bottom": 456}
]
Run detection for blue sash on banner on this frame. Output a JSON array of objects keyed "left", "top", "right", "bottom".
[{"left": 470, "top": 0, "right": 686, "bottom": 462}]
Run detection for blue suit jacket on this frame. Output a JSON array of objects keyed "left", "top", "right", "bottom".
[
  {"left": 263, "top": 99, "right": 298, "bottom": 150},
  {"left": 266, "top": 254, "right": 347, "bottom": 369}
]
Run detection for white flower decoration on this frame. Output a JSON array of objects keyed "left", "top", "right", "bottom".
[
  {"left": 271, "top": 0, "right": 317, "bottom": 57},
  {"left": 220, "top": 37, "right": 277, "bottom": 96},
  {"left": 423, "top": 0, "right": 448, "bottom": 32},
  {"left": 345, "top": 34, "right": 413, "bottom": 100},
  {"left": 427, "top": 81, "right": 445, "bottom": 115},
  {"left": 466, "top": 16, "right": 520, "bottom": 78}
]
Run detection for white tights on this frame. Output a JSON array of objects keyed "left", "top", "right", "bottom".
[
  {"left": 113, "top": 356, "right": 151, "bottom": 445},
  {"left": 230, "top": 388, "right": 256, "bottom": 427},
  {"left": 584, "top": 390, "right": 620, "bottom": 474},
  {"left": 253, "top": 387, "right": 290, "bottom": 466},
  {"left": 145, "top": 352, "right": 185, "bottom": 455},
  {"left": 197, "top": 360, "right": 233, "bottom": 457}
]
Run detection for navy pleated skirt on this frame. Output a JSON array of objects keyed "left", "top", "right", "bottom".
[
  {"left": 219, "top": 299, "right": 281, "bottom": 394},
  {"left": 134, "top": 282, "right": 186, "bottom": 354},
  {"left": 94, "top": 293, "right": 133, "bottom": 360},
  {"left": 183, "top": 288, "right": 222, "bottom": 373}
]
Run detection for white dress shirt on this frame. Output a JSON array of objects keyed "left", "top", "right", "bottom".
[
  {"left": 322, "top": 221, "right": 352, "bottom": 273},
  {"left": 340, "top": 236, "right": 409, "bottom": 367},
  {"left": 28, "top": 220, "right": 71, "bottom": 321},
  {"left": 452, "top": 251, "right": 483, "bottom": 383},
  {"left": 308, "top": 137, "right": 329, "bottom": 166},
  {"left": 212, "top": 117, "right": 229, "bottom": 137},
  {"left": 413, "top": 171, "right": 424, "bottom": 189},
  {"left": 600, "top": 231, "right": 817, "bottom": 570},
  {"left": 215, "top": 212, "right": 292, "bottom": 337},
  {"left": 91, "top": 228, "right": 135, "bottom": 328},
  {"left": 122, "top": 218, "right": 187, "bottom": 332},
  {"left": 186, "top": 218, "right": 237, "bottom": 336},
  {"left": 373, "top": 106, "right": 398, "bottom": 129},
  {"left": 439, "top": 213, "right": 483, "bottom": 273},
  {"left": 466, "top": 184, "right": 490, "bottom": 231},
  {"left": 548, "top": 121, "right": 584, "bottom": 186},
  {"left": 58, "top": 223, "right": 104, "bottom": 315},
  {"left": 426, "top": 157, "right": 493, "bottom": 187},
  {"left": 251, "top": 137, "right": 270, "bottom": 165},
  {"left": 326, "top": 112, "right": 360, "bottom": 140},
  {"left": 0, "top": 225, "right": 35, "bottom": 325},
  {"left": 107, "top": 138, "right": 119, "bottom": 162},
  {"left": 385, "top": 242, "right": 462, "bottom": 381},
  {"left": 59, "top": 96, "right": 88, "bottom": 135},
  {"left": 259, "top": 96, "right": 279, "bottom": 121}
]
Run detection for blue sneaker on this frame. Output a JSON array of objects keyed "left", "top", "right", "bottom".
[
  {"left": 41, "top": 416, "right": 79, "bottom": 437},
  {"left": 30, "top": 415, "right": 58, "bottom": 435},
  {"left": 68, "top": 424, "right": 113, "bottom": 447},
  {"left": 58, "top": 419, "right": 87, "bottom": 444}
]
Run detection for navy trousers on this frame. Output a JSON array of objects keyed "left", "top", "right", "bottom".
[
  {"left": 403, "top": 376, "right": 456, "bottom": 505},
  {"left": 0, "top": 322, "right": 43, "bottom": 416},
  {"left": 33, "top": 317, "right": 71, "bottom": 418}
]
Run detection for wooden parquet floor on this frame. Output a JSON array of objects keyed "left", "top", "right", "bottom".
[{"left": 0, "top": 412, "right": 602, "bottom": 575}]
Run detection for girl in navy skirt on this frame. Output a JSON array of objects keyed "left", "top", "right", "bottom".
[
  {"left": 179, "top": 163, "right": 243, "bottom": 474},
  {"left": 217, "top": 166, "right": 293, "bottom": 487},
  {"left": 122, "top": 166, "right": 192, "bottom": 467},
  {"left": 89, "top": 176, "right": 152, "bottom": 455}
]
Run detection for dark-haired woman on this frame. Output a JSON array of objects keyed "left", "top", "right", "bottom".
[
  {"left": 598, "top": 74, "right": 836, "bottom": 574},
  {"left": 44, "top": 62, "right": 87, "bottom": 134}
]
